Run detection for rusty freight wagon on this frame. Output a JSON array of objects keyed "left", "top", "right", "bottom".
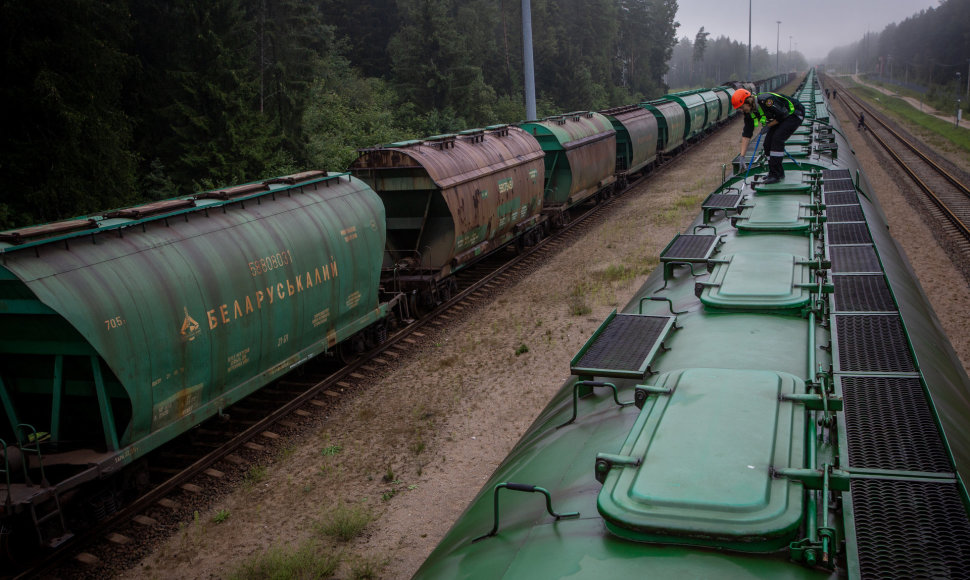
[
  {"left": 0, "top": 171, "right": 393, "bottom": 547},
  {"left": 518, "top": 112, "right": 617, "bottom": 227},
  {"left": 349, "top": 126, "right": 545, "bottom": 312}
]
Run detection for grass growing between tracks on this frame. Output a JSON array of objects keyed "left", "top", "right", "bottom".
[
  {"left": 229, "top": 504, "right": 382, "bottom": 579},
  {"left": 229, "top": 542, "right": 341, "bottom": 579},
  {"left": 847, "top": 85, "right": 970, "bottom": 156},
  {"left": 229, "top": 541, "right": 386, "bottom": 580},
  {"left": 317, "top": 503, "right": 374, "bottom": 541}
]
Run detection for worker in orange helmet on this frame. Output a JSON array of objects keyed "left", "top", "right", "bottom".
[{"left": 732, "top": 88, "right": 806, "bottom": 184}]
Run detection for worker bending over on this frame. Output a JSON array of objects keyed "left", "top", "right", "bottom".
[{"left": 733, "top": 89, "right": 806, "bottom": 184}]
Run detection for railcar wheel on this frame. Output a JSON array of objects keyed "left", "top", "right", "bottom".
[{"left": 338, "top": 335, "right": 364, "bottom": 364}]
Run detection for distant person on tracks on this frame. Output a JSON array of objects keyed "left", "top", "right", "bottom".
[
  {"left": 857, "top": 111, "right": 866, "bottom": 131},
  {"left": 732, "top": 89, "right": 806, "bottom": 184}
]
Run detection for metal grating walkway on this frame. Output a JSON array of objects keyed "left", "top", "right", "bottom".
[
  {"left": 826, "top": 205, "right": 866, "bottom": 223},
  {"left": 833, "top": 275, "right": 896, "bottom": 312},
  {"left": 830, "top": 246, "right": 881, "bottom": 273},
  {"left": 851, "top": 479, "right": 970, "bottom": 579},
  {"left": 822, "top": 169, "right": 852, "bottom": 180},
  {"left": 823, "top": 178, "right": 855, "bottom": 192},
  {"left": 661, "top": 235, "right": 718, "bottom": 261},
  {"left": 834, "top": 314, "right": 916, "bottom": 373},
  {"left": 572, "top": 315, "right": 673, "bottom": 378},
  {"left": 827, "top": 222, "right": 872, "bottom": 245},
  {"left": 703, "top": 193, "right": 743, "bottom": 209},
  {"left": 824, "top": 191, "right": 858, "bottom": 205},
  {"left": 841, "top": 376, "right": 952, "bottom": 472}
]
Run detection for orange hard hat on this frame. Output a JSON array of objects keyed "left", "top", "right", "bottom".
[{"left": 731, "top": 88, "right": 751, "bottom": 109}]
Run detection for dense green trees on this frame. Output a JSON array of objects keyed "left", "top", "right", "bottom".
[
  {"left": 0, "top": 0, "right": 680, "bottom": 229},
  {"left": 825, "top": 0, "right": 969, "bottom": 94},
  {"left": 666, "top": 31, "right": 807, "bottom": 90},
  {"left": 0, "top": 0, "right": 138, "bottom": 226}
]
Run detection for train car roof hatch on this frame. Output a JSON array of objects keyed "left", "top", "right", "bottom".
[
  {"left": 699, "top": 252, "right": 812, "bottom": 310},
  {"left": 597, "top": 368, "right": 805, "bottom": 551}
]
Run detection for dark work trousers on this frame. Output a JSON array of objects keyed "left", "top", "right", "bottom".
[{"left": 762, "top": 111, "right": 804, "bottom": 179}]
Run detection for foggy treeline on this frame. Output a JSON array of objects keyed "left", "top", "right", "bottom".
[
  {"left": 825, "top": 0, "right": 969, "bottom": 108},
  {"left": 0, "top": 0, "right": 679, "bottom": 229},
  {"left": 665, "top": 28, "right": 808, "bottom": 90}
]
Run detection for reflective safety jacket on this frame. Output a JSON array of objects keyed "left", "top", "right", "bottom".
[{"left": 741, "top": 92, "right": 805, "bottom": 138}]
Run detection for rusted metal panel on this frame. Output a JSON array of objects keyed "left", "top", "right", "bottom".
[
  {"left": 0, "top": 218, "right": 99, "bottom": 245},
  {"left": 349, "top": 126, "right": 545, "bottom": 276},
  {"left": 0, "top": 172, "right": 386, "bottom": 448},
  {"left": 601, "top": 105, "right": 659, "bottom": 176},
  {"left": 641, "top": 100, "right": 686, "bottom": 154},
  {"left": 518, "top": 112, "right": 616, "bottom": 209},
  {"left": 105, "top": 199, "right": 196, "bottom": 220}
]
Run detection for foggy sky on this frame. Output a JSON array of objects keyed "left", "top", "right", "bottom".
[{"left": 674, "top": 0, "right": 940, "bottom": 61}]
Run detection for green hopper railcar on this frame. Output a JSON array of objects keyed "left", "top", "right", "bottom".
[
  {"left": 639, "top": 99, "right": 686, "bottom": 156},
  {"left": 413, "top": 69, "right": 970, "bottom": 579},
  {"left": 0, "top": 171, "right": 393, "bottom": 547},
  {"left": 518, "top": 112, "right": 616, "bottom": 227}
]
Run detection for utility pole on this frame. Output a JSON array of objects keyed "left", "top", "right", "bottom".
[
  {"left": 747, "top": 0, "right": 752, "bottom": 80},
  {"left": 956, "top": 72, "right": 962, "bottom": 128},
  {"left": 522, "top": 0, "right": 537, "bottom": 120},
  {"left": 776, "top": 21, "right": 781, "bottom": 74},
  {"left": 789, "top": 36, "right": 792, "bottom": 72}
]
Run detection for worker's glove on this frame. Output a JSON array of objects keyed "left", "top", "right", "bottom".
[{"left": 738, "top": 158, "right": 748, "bottom": 172}]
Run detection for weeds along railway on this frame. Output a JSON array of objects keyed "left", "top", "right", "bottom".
[
  {"left": 0, "top": 75, "right": 794, "bottom": 564},
  {"left": 413, "top": 68, "right": 970, "bottom": 578}
]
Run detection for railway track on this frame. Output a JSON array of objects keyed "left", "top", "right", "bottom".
[
  {"left": 15, "top": 121, "right": 730, "bottom": 579},
  {"left": 825, "top": 76, "right": 970, "bottom": 257}
]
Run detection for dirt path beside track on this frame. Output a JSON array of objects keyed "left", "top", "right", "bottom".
[{"left": 847, "top": 73, "right": 969, "bottom": 130}]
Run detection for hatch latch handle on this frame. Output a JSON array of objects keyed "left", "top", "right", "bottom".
[
  {"left": 639, "top": 296, "right": 686, "bottom": 316},
  {"left": 472, "top": 483, "right": 580, "bottom": 543},
  {"left": 656, "top": 262, "right": 705, "bottom": 291},
  {"left": 594, "top": 453, "right": 642, "bottom": 484},
  {"left": 634, "top": 385, "right": 673, "bottom": 409},
  {"left": 692, "top": 224, "right": 716, "bottom": 235},
  {"left": 557, "top": 381, "right": 635, "bottom": 429}
]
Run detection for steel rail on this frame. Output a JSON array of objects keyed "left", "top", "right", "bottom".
[{"left": 827, "top": 78, "right": 970, "bottom": 245}]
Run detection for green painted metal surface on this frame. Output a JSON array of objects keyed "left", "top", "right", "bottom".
[
  {"left": 735, "top": 196, "right": 814, "bottom": 232},
  {"left": 0, "top": 173, "right": 386, "bottom": 456},
  {"left": 639, "top": 99, "right": 686, "bottom": 153},
  {"left": 701, "top": 253, "right": 811, "bottom": 310},
  {"left": 517, "top": 112, "right": 616, "bottom": 209},
  {"left": 664, "top": 92, "right": 706, "bottom": 141},
  {"left": 410, "top": 71, "right": 970, "bottom": 579},
  {"left": 712, "top": 87, "right": 733, "bottom": 122},
  {"left": 754, "top": 171, "right": 813, "bottom": 193},
  {"left": 598, "top": 368, "right": 805, "bottom": 551},
  {"left": 696, "top": 90, "right": 722, "bottom": 129},
  {"left": 600, "top": 105, "right": 658, "bottom": 177}
]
